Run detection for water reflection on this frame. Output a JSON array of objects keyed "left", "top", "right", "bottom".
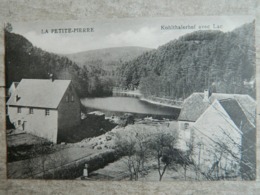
[{"left": 81, "top": 96, "right": 180, "bottom": 119}]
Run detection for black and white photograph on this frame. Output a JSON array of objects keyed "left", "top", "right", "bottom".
[{"left": 4, "top": 16, "right": 256, "bottom": 181}]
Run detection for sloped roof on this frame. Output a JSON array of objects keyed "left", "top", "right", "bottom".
[
  {"left": 219, "top": 99, "right": 255, "bottom": 129},
  {"left": 211, "top": 94, "right": 256, "bottom": 125},
  {"left": 8, "top": 82, "right": 20, "bottom": 96},
  {"left": 178, "top": 92, "right": 256, "bottom": 124},
  {"left": 192, "top": 99, "right": 242, "bottom": 135},
  {"left": 12, "top": 82, "right": 19, "bottom": 88},
  {"left": 7, "top": 79, "right": 71, "bottom": 109},
  {"left": 178, "top": 93, "right": 209, "bottom": 122}
]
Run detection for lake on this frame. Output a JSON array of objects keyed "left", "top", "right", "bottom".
[{"left": 81, "top": 96, "right": 180, "bottom": 119}]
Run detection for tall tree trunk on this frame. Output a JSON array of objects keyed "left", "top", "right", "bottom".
[{"left": 159, "top": 165, "right": 168, "bottom": 181}]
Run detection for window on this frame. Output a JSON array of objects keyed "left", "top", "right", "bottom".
[
  {"left": 66, "top": 95, "right": 69, "bottom": 102},
  {"left": 184, "top": 123, "right": 189, "bottom": 130},
  {"left": 71, "top": 95, "right": 74, "bottom": 102},
  {"left": 29, "top": 108, "right": 34, "bottom": 114},
  {"left": 45, "top": 109, "right": 50, "bottom": 116},
  {"left": 17, "top": 107, "right": 21, "bottom": 113},
  {"left": 18, "top": 120, "right": 21, "bottom": 126}
]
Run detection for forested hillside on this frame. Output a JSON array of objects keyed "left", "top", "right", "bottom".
[
  {"left": 118, "top": 22, "right": 255, "bottom": 99},
  {"left": 65, "top": 46, "right": 152, "bottom": 72},
  {"left": 5, "top": 30, "right": 113, "bottom": 97}
]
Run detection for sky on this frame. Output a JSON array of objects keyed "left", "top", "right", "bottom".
[{"left": 11, "top": 16, "right": 254, "bottom": 54}]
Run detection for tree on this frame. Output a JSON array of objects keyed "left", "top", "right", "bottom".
[
  {"left": 25, "top": 142, "right": 68, "bottom": 179},
  {"left": 149, "top": 132, "right": 179, "bottom": 181},
  {"left": 115, "top": 131, "right": 149, "bottom": 180},
  {"left": 181, "top": 136, "right": 195, "bottom": 180},
  {"left": 25, "top": 142, "right": 50, "bottom": 178},
  {"left": 117, "top": 22, "right": 255, "bottom": 99},
  {"left": 5, "top": 31, "right": 114, "bottom": 97}
]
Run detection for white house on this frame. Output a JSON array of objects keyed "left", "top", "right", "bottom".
[
  {"left": 6, "top": 78, "right": 81, "bottom": 143},
  {"left": 190, "top": 99, "right": 241, "bottom": 178},
  {"left": 177, "top": 91, "right": 256, "bottom": 179},
  {"left": 177, "top": 90, "right": 255, "bottom": 147}
]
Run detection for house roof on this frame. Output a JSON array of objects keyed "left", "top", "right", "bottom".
[
  {"left": 192, "top": 99, "right": 242, "bottom": 133},
  {"left": 178, "top": 92, "right": 256, "bottom": 124},
  {"left": 219, "top": 99, "right": 255, "bottom": 129},
  {"left": 7, "top": 82, "right": 20, "bottom": 96},
  {"left": 8, "top": 82, "right": 19, "bottom": 92},
  {"left": 11, "top": 82, "right": 19, "bottom": 88},
  {"left": 7, "top": 79, "right": 71, "bottom": 109},
  {"left": 178, "top": 93, "right": 209, "bottom": 122}
]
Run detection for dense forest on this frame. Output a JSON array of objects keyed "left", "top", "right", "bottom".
[
  {"left": 5, "top": 21, "right": 255, "bottom": 100},
  {"left": 5, "top": 29, "right": 113, "bottom": 97},
  {"left": 117, "top": 22, "right": 255, "bottom": 99}
]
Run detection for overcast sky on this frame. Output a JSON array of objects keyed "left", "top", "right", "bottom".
[{"left": 11, "top": 16, "right": 254, "bottom": 54}]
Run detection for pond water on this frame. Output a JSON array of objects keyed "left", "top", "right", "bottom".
[{"left": 81, "top": 96, "right": 180, "bottom": 119}]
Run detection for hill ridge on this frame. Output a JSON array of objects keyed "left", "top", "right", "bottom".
[{"left": 117, "top": 22, "right": 255, "bottom": 99}]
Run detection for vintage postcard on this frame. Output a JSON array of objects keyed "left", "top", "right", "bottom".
[{"left": 4, "top": 16, "right": 256, "bottom": 181}]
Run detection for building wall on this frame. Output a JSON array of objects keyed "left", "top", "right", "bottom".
[
  {"left": 240, "top": 123, "right": 256, "bottom": 180},
  {"left": 178, "top": 121, "right": 194, "bottom": 131},
  {"left": 57, "top": 83, "right": 81, "bottom": 131},
  {"left": 177, "top": 121, "right": 195, "bottom": 150},
  {"left": 8, "top": 106, "right": 58, "bottom": 143},
  {"left": 191, "top": 101, "right": 242, "bottom": 178}
]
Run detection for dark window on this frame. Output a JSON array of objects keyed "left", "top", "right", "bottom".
[
  {"left": 184, "top": 123, "right": 189, "bottom": 130},
  {"left": 17, "top": 107, "right": 21, "bottom": 113},
  {"left": 29, "top": 108, "right": 34, "bottom": 114},
  {"left": 18, "top": 120, "right": 21, "bottom": 125},
  {"left": 45, "top": 109, "right": 50, "bottom": 116}
]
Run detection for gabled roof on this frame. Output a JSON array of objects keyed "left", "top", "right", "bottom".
[
  {"left": 11, "top": 82, "right": 19, "bottom": 88},
  {"left": 219, "top": 99, "right": 255, "bottom": 129},
  {"left": 8, "top": 82, "right": 20, "bottom": 96},
  {"left": 178, "top": 93, "right": 209, "bottom": 122},
  {"left": 178, "top": 92, "right": 256, "bottom": 124},
  {"left": 192, "top": 99, "right": 242, "bottom": 134},
  {"left": 7, "top": 79, "right": 71, "bottom": 109}
]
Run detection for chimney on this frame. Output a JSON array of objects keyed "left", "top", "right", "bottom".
[
  {"left": 203, "top": 89, "right": 211, "bottom": 102},
  {"left": 49, "top": 73, "right": 54, "bottom": 82}
]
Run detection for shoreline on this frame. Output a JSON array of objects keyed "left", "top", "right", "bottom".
[
  {"left": 113, "top": 89, "right": 183, "bottom": 109},
  {"left": 139, "top": 97, "right": 182, "bottom": 109},
  {"left": 112, "top": 89, "right": 142, "bottom": 97}
]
